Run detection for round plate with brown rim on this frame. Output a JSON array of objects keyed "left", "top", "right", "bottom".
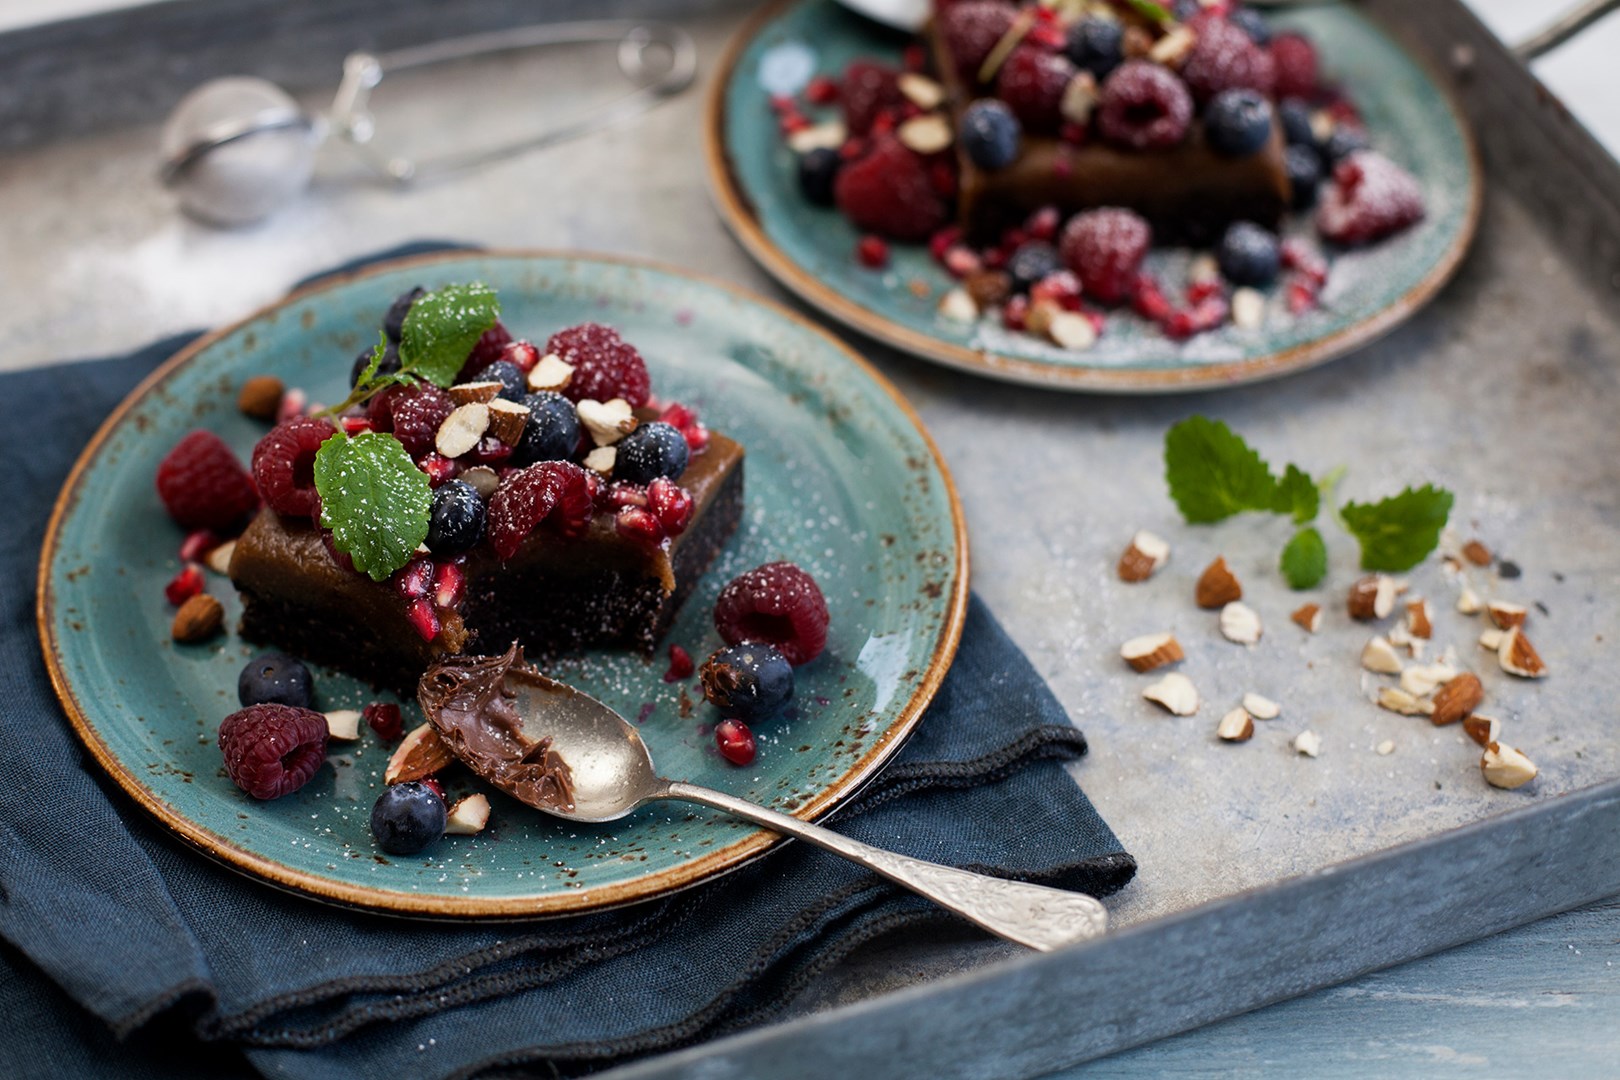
[
  {"left": 37, "top": 251, "right": 967, "bottom": 918},
  {"left": 706, "top": 0, "right": 1481, "bottom": 392}
]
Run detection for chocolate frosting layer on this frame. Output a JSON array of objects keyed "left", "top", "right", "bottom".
[{"left": 417, "top": 644, "right": 576, "bottom": 812}]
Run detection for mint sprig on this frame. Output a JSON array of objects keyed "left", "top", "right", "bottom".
[
  {"left": 1342, "top": 486, "right": 1455, "bottom": 572},
  {"left": 313, "top": 432, "right": 432, "bottom": 581},
  {"left": 1164, "top": 415, "right": 1279, "bottom": 524}
]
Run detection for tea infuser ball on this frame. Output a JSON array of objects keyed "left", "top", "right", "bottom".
[{"left": 160, "top": 77, "right": 319, "bottom": 226}]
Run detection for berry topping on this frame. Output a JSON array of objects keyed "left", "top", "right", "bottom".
[
  {"left": 427, "top": 479, "right": 486, "bottom": 556},
  {"left": 546, "top": 323, "right": 651, "bottom": 408},
  {"left": 1278, "top": 99, "right": 1317, "bottom": 149},
  {"left": 1204, "top": 88, "right": 1273, "bottom": 158},
  {"left": 1059, "top": 208, "right": 1152, "bottom": 305},
  {"left": 433, "top": 559, "right": 467, "bottom": 609},
  {"left": 615, "top": 422, "right": 690, "bottom": 485},
  {"left": 218, "top": 703, "right": 328, "bottom": 800},
  {"left": 1217, "top": 221, "right": 1282, "bottom": 287},
  {"left": 156, "top": 430, "right": 260, "bottom": 531},
  {"left": 250, "top": 417, "right": 335, "bottom": 521},
  {"left": 647, "top": 476, "right": 694, "bottom": 535},
  {"left": 1181, "top": 17, "right": 1275, "bottom": 104},
  {"left": 1097, "top": 61, "right": 1193, "bottom": 151},
  {"left": 370, "top": 781, "right": 446, "bottom": 855},
  {"left": 856, "top": 235, "right": 890, "bottom": 268},
  {"left": 1316, "top": 151, "right": 1425, "bottom": 246},
  {"left": 405, "top": 596, "right": 440, "bottom": 642},
  {"left": 700, "top": 643, "right": 794, "bottom": 721},
  {"left": 937, "top": 1, "right": 1018, "bottom": 81},
  {"left": 1269, "top": 32, "right": 1319, "bottom": 101},
  {"left": 960, "top": 99, "right": 1023, "bottom": 170},
  {"left": 164, "top": 564, "right": 205, "bottom": 606},
  {"left": 997, "top": 45, "right": 1075, "bottom": 134},
  {"left": 714, "top": 718, "right": 757, "bottom": 766},
  {"left": 178, "top": 528, "right": 221, "bottom": 564},
  {"left": 713, "top": 562, "right": 829, "bottom": 666},
  {"left": 364, "top": 701, "right": 404, "bottom": 742},
  {"left": 1322, "top": 125, "right": 1370, "bottom": 163},
  {"left": 516, "top": 391, "right": 581, "bottom": 464},
  {"left": 486, "top": 461, "right": 593, "bottom": 558},
  {"left": 833, "top": 136, "right": 950, "bottom": 241},
  {"left": 1007, "top": 242, "right": 1062, "bottom": 293},
  {"left": 416, "top": 452, "right": 459, "bottom": 488},
  {"left": 459, "top": 322, "right": 513, "bottom": 380},
  {"left": 351, "top": 340, "right": 401, "bottom": 387},
  {"left": 387, "top": 385, "right": 455, "bottom": 459},
  {"left": 1285, "top": 144, "right": 1323, "bottom": 209},
  {"left": 614, "top": 505, "right": 665, "bottom": 546},
  {"left": 481, "top": 359, "right": 527, "bottom": 402},
  {"left": 499, "top": 340, "right": 541, "bottom": 373},
  {"left": 840, "top": 60, "right": 904, "bottom": 136},
  {"left": 1065, "top": 16, "right": 1124, "bottom": 79},
  {"left": 382, "top": 286, "right": 425, "bottom": 342},
  {"left": 1229, "top": 7, "right": 1273, "bottom": 46},
  {"left": 393, "top": 554, "right": 434, "bottom": 601},
  {"left": 664, "top": 643, "right": 695, "bottom": 682},
  {"left": 798, "top": 146, "right": 842, "bottom": 206},
  {"left": 237, "top": 652, "right": 315, "bottom": 709},
  {"left": 805, "top": 74, "right": 840, "bottom": 105}
]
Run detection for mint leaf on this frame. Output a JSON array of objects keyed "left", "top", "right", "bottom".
[
  {"left": 1123, "top": 0, "right": 1172, "bottom": 23},
  {"left": 313, "top": 431, "right": 432, "bottom": 580},
  {"left": 1280, "top": 526, "right": 1328, "bottom": 589},
  {"left": 1274, "top": 464, "right": 1320, "bottom": 524},
  {"left": 355, "top": 332, "right": 389, "bottom": 390},
  {"left": 399, "top": 282, "right": 500, "bottom": 387},
  {"left": 1340, "top": 485, "right": 1454, "bottom": 572},
  {"left": 1165, "top": 415, "right": 1279, "bottom": 524}
]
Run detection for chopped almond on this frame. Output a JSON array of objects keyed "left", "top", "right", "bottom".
[
  {"left": 1120, "top": 632, "right": 1184, "bottom": 673},
  {"left": 1497, "top": 626, "right": 1547, "bottom": 678},
  {"left": 1117, "top": 530, "right": 1170, "bottom": 582},
  {"left": 1291, "top": 603, "right": 1321, "bottom": 633},
  {"left": 1429, "top": 672, "right": 1484, "bottom": 726},
  {"left": 1486, "top": 600, "right": 1527, "bottom": 630},
  {"left": 1196, "top": 556, "right": 1242, "bottom": 609},
  {"left": 1405, "top": 598, "right": 1433, "bottom": 640},
  {"left": 1347, "top": 574, "right": 1396, "bottom": 620}
]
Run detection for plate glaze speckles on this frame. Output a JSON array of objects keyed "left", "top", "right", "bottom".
[
  {"left": 38, "top": 251, "right": 967, "bottom": 918},
  {"left": 706, "top": 0, "right": 1481, "bottom": 392}
]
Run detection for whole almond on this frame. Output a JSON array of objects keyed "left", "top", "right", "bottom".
[
  {"left": 1429, "top": 672, "right": 1484, "bottom": 726},
  {"left": 1196, "top": 556, "right": 1242, "bottom": 609},
  {"left": 172, "top": 593, "right": 224, "bottom": 643},
  {"left": 237, "top": 375, "right": 284, "bottom": 419}
]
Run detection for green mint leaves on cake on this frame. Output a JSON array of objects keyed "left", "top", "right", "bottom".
[
  {"left": 397, "top": 281, "right": 500, "bottom": 388},
  {"left": 313, "top": 431, "right": 432, "bottom": 581},
  {"left": 1163, "top": 416, "right": 1452, "bottom": 589}
]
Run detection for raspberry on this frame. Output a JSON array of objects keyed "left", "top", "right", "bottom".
[
  {"left": 250, "top": 417, "right": 336, "bottom": 520},
  {"left": 156, "top": 430, "right": 260, "bottom": 531},
  {"left": 840, "top": 60, "right": 904, "bottom": 136},
  {"left": 545, "top": 323, "right": 651, "bottom": 408},
  {"left": 486, "top": 461, "right": 593, "bottom": 558},
  {"left": 1059, "top": 208, "right": 1152, "bottom": 305},
  {"left": 388, "top": 385, "right": 454, "bottom": 459},
  {"left": 1315, "top": 151, "right": 1425, "bottom": 246},
  {"left": 937, "top": 1, "right": 1017, "bottom": 82},
  {"left": 218, "top": 703, "right": 328, "bottom": 800},
  {"left": 713, "top": 562, "right": 829, "bottom": 666},
  {"left": 457, "top": 322, "right": 513, "bottom": 380},
  {"left": 997, "top": 45, "right": 1076, "bottom": 134},
  {"left": 1269, "top": 32, "right": 1319, "bottom": 101},
  {"left": 1097, "top": 61, "right": 1193, "bottom": 151},
  {"left": 363, "top": 384, "right": 401, "bottom": 432},
  {"left": 1180, "top": 18, "right": 1275, "bottom": 105},
  {"left": 833, "top": 136, "right": 950, "bottom": 242},
  {"left": 364, "top": 702, "right": 404, "bottom": 742}
]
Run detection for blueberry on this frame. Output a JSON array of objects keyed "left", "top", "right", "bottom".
[
  {"left": 1064, "top": 17, "right": 1123, "bottom": 79},
  {"left": 798, "top": 147, "right": 841, "bottom": 207},
  {"left": 238, "top": 652, "right": 314, "bottom": 709},
  {"left": 1204, "top": 89, "right": 1273, "bottom": 158},
  {"left": 1229, "top": 7, "right": 1272, "bottom": 45},
  {"left": 614, "top": 421, "right": 689, "bottom": 485},
  {"left": 383, "top": 286, "right": 426, "bottom": 342},
  {"left": 370, "top": 782, "right": 445, "bottom": 856},
  {"left": 700, "top": 644, "right": 794, "bottom": 721},
  {"left": 1172, "top": 0, "right": 1199, "bottom": 18},
  {"left": 427, "top": 479, "right": 486, "bottom": 556},
  {"left": 1217, "top": 221, "right": 1282, "bottom": 288},
  {"left": 480, "top": 360, "right": 526, "bottom": 402},
  {"left": 1284, "top": 144, "right": 1323, "bottom": 209},
  {"left": 516, "top": 391, "right": 580, "bottom": 464},
  {"left": 1278, "top": 99, "right": 1317, "bottom": 150},
  {"left": 961, "top": 100, "right": 1021, "bottom": 171},
  {"left": 1007, "top": 242, "right": 1061, "bottom": 293},
  {"left": 350, "top": 340, "right": 401, "bottom": 388},
  {"left": 1323, "top": 126, "right": 1370, "bottom": 163}
]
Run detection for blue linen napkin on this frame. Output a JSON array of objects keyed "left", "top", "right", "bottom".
[{"left": 0, "top": 250, "right": 1135, "bottom": 1079}]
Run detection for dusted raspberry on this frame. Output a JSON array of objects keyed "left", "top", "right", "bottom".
[
  {"left": 997, "top": 45, "right": 1076, "bottom": 134},
  {"left": 713, "top": 561, "right": 830, "bottom": 666},
  {"left": 1180, "top": 18, "right": 1275, "bottom": 105},
  {"left": 1097, "top": 61, "right": 1193, "bottom": 151},
  {"left": 364, "top": 384, "right": 402, "bottom": 432},
  {"left": 387, "top": 385, "right": 455, "bottom": 459},
  {"left": 937, "top": 1, "right": 1018, "bottom": 82},
  {"left": 250, "top": 417, "right": 336, "bottom": 520},
  {"left": 486, "top": 461, "right": 593, "bottom": 558},
  {"left": 156, "top": 430, "right": 260, "bottom": 531},
  {"left": 364, "top": 702, "right": 404, "bottom": 742},
  {"left": 833, "top": 136, "right": 950, "bottom": 242},
  {"left": 840, "top": 60, "right": 904, "bottom": 136},
  {"left": 545, "top": 323, "right": 651, "bottom": 408},
  {"left": 218, "top": 703, "right": 328, "bottom": 800},
  {"left": 1316, "top": 151, "right": 1425, "bottom": 246},
  {"left": 1059, "top": 208, "right": 1152, "bottom": 305},
  {"left": 458, "top": 321, "right": 514, "bottom": 380},
  {"left": 1269, "top": 32, "right": 1319, "bottom": 101}
]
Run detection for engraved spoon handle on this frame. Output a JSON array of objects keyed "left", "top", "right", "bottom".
[{"left": 660, "top": 781, "right": 1108, "bottom": 952}]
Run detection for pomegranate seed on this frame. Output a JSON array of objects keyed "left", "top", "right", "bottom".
[
  {"left": 433, "top": 560, "right": 466, "bottom": 610},
  {"left": 1191, "top": 297, "right": 1229, "bottom": 331},
  {"left": 780, "top": 112, "right": 811, "bottom": 135},
  {"left": 856, "top": 235, "right": 889, "bottom": 269},
  {"left": 929, "top": 226, "right": 964, "bottom": 263},
  {"left": 1133, "top": 275, "right": 1173, "bottom": 322},
  {"left": 1164, "top": 309, "right": 1198, "bottom": 340},
  {"left": 769, "top": 95, "right": 795, "bottom": 114},
  {"left": 405, "top": 597, "right": 440, "bottom": 642},
  {"left": 275, "top": 388, "right": 307, "bottom": 423},
  {"left": 1002, "top": 295, "right": 1030, "bottom": 331},
  {"left": 1187, "top": 279, "right": 1224, "bottom": 304},
  {"left": 647, "top": 477, "right": 694, "bottom": 535},
  {"left": 805, "top": 75, "right": 840, "bottom": 105},
  {"left": 419, "top": 777, "right": 445, "bottom": 799},
  {"left": 1031, "top": 270, "right": 1084, "bottom": 311},
  {"left": 615, "top": 506, "right": 665, "bottom": 546},
  {"left": 469, "top": 437, "right": 513, "bottom": 467},
  {"left": 1025, "top": 206, "right": 1060, "bottom": 241},
  {"left": 982, "top": 247, "right": 1009, "bottom": 270},
  {"left": 1281, "top": 239, "right": 1328, "bottom": 286},
  {"left": 363, "top": 702, "right": 404, "bottom": 741},
  {"left": 1287, "top": 279, "right": 1317, "bottom": 314},
  {"left": 943, "top": 246, "right": 981, "bottom": 278},
  {"left": 1084, "top": 309, "right": 1107, "bottom": 335},
  {"left": 340, "top": 415, "right": 373, "bottom": 436},
  {"left": 903, "top": 43, "right": 926, "bottom": 72},
  {"left": 607, "top": 482, "right": 649, "bottom": 509},
  {"left": 500, "top": 340, "right": 540, "bottom": 373},
  {"left": 683, "top": 424, "right": 710, "bottom": 453},
  {"left": 1026, "top": 23, "right": 1065, "bottom": 49},
  {"left": 714, "top": 719, "right": 757, "bottom": 766},
  {"left": 416, "top": 453, "right": 458, "bottom": 487},
  {"left": 393, "top": 556, "right": 433, "bottom": 601},
  {"left": 164, "top": 564, "right": 205, "bottom": 606},
  {"left": 664, "top": 644, "right": 695, "bottom": 683},
  {"left": 659, "top": 402, "right": 697, "bottom": 430},
  {"left": 179, "top": 529, "right": 221, "bottom": 564}
]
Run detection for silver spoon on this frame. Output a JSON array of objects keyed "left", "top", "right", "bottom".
[{"left": 420, "top": 650, "right": 1108, "bottom": 952}]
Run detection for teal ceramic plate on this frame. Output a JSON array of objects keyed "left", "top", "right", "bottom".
[
  {"left": 38, "top": 252, "right": 967, "bottom": 918},
  {"left": 707, "top": 0, "right": 1481, "bottom": 392}
]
